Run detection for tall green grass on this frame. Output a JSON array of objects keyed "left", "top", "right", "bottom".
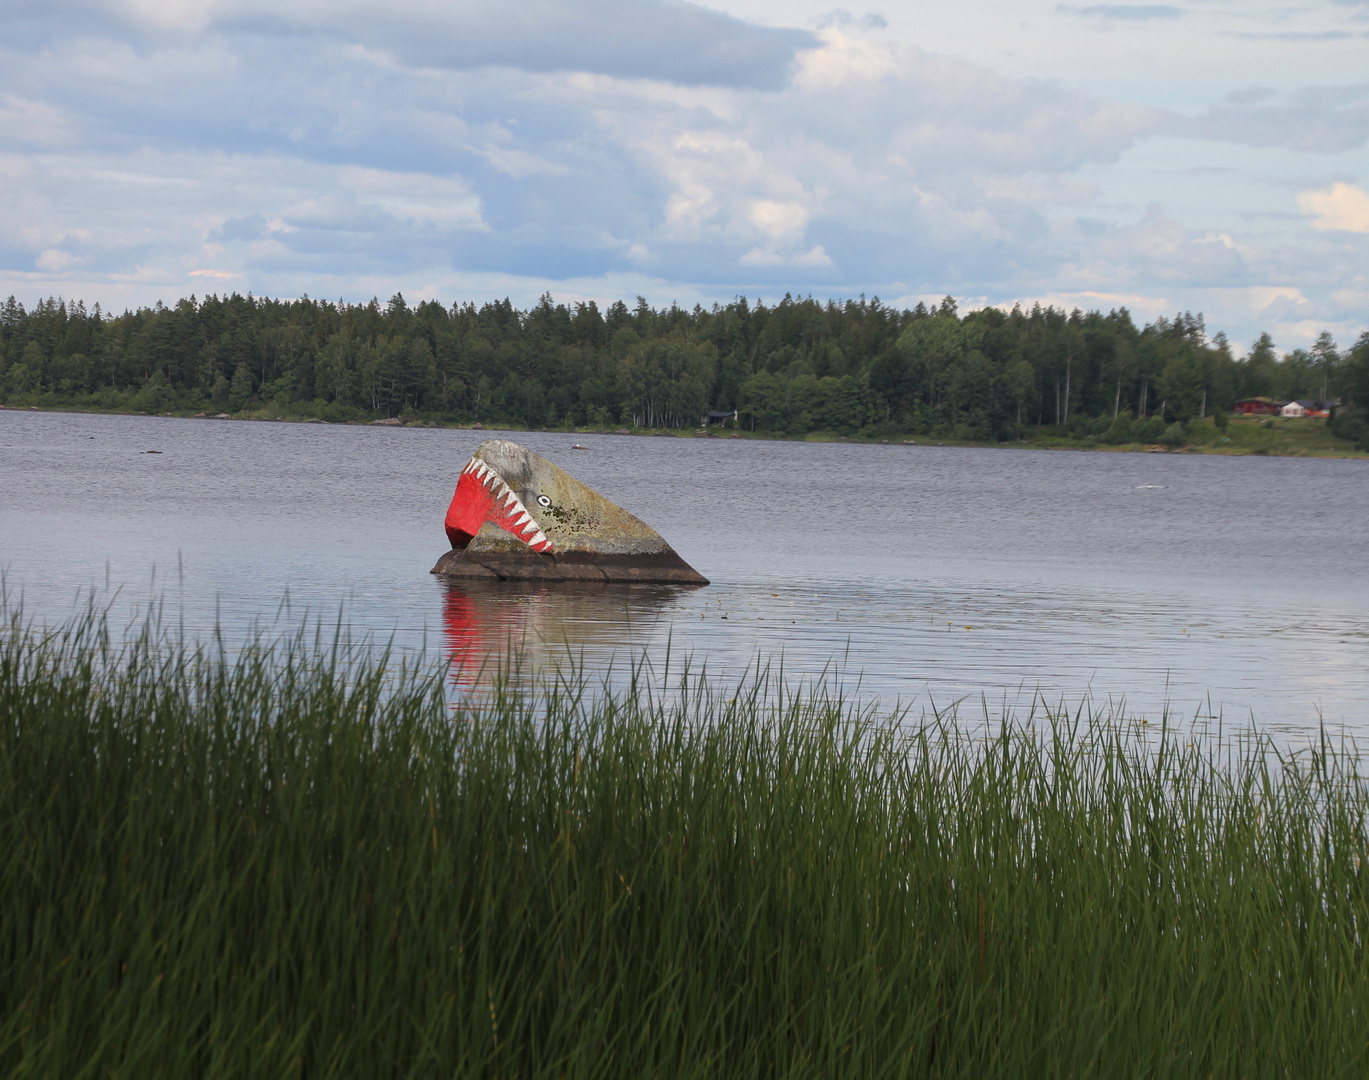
[{"left": 3, "top": 604, "right": 1369, "bottom": 1078}]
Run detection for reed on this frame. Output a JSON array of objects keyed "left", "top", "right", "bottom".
[{"left": 3, "top": 604, "right": 1368, "bottom": 1078}]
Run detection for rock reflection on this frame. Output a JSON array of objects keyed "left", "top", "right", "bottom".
[{"left": 440, "top": 580, "right": 686, "bottom": 687}]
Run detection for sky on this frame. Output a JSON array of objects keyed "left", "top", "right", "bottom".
[{"left": 1, "top": 0, "right": 1366, "bottom": 351}]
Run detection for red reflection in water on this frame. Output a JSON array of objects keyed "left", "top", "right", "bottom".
[
  {"left": 441, "top": 585, "right": 488, "bottom": 687},
  {"left": 439, "top": 580, "right": 685, "bottom": 689}
]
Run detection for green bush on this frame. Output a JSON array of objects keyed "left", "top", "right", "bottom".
[
  {"left": 1330, "top": 408, "right": 1366, "bottom": 445},
  {"left": 1133, "top": 416, "right": 1166, "bottom": 442},
  {"left": 1160, "top": 421, "right": 1187, "bottom": 446},
  {"left": 131, "top": 370, "right": 173, "bottom": 413},
  {"left": 1103, "top": 414, "right": 1133, "bottom": 444}
]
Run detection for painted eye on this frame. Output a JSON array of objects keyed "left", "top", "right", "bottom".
[{"left": 536, "top": 495, "right": 551, "bottom": 507}]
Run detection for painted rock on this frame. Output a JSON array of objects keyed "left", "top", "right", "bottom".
[{"left": 431, "top": 439, "right": 708, "bottom": 585}]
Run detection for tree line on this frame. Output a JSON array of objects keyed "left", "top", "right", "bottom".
[{"left": 2, "top": 291, "right": 1366, "bottom": 442}]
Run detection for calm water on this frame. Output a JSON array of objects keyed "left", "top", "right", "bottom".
[{"left": 2, "top": 409, "right": 1367, "bottom": 736}]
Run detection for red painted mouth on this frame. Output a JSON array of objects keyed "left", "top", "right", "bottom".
[{"left": 444, "top": 457, "right": 555, "bottom": 553}]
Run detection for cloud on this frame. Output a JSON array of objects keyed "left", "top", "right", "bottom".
[
  {"left": 1222, "top": 86, "right": 1275, "bottom": 106},
  {"left": 1059, "top": 5, "right": 1183, "bottom": 20},
  {"left": 746, "top": 200, "right": 810, "bottom": 243},
  {"left": 791, "top": 244, "right": 833, "bottom": 267},
  {"left": 0, "top": 95, "right": 75, "bottom": 149},
  {"left": 0, "top": 16, "right": 1165, "bottom": 299},
  {"left": 358, "top": 0, "right": 818, "bottom": 89},
  {"left": 1298, "top": 183, "right": 1369, "bottom": 232},
  {"left": 560, "top": 28, "right": 1159, "bottom": 287},
  {"left": 1058, "top": 203, "right": 1254, "bottom": 290},
  {"left": 815, "top": 10, "right": 890, "bottom": 30},
  {"left": 31, "top": 0, "right": 819, "bottom": 90},
  {"left": 1185, "top": 83, "right": 1369, "bottom": 152},
  {"left": 1224, "top": 30, "right": 1364, "bottom": 42},
  {"left": 36, "top": 249, "right": 80, "bottom": 273},
  {"left": 739, "top": 244, "right": 831, "bottom": 268}
]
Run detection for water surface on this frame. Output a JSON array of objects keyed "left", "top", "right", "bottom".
[{"left": 2, "top": 410, "right": 1365, "bottom": 735}]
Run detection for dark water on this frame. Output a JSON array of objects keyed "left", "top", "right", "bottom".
[{"left": 2, "top": 409, "right": 1366, "bottom": 735}]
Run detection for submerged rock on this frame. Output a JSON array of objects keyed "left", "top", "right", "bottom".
[{"left": 431, "top": 439, "right": 708, "bottom": 585}]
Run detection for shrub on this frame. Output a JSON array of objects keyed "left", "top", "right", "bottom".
[
  {"left": 1330, "top": 407, "right": 1366, "bottom": 445},
  {"left": 1103, "top": 415, "right": 1133, "bottom": 444},
  {"left": 1133, "top": 416, "right": 1166, "bottom": 442},
  {"left": 1160, "top": 421, "right": 1187, "bottom": 446}
]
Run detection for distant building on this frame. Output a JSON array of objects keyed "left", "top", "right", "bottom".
[
  {"left": 702, "top": 410, "right": 738, "bottom": 428},
  {"left": 1232, "top": 397, "right": 1284, "bottom": 416},
  {"left": 1281, "top": 400, "right": 1335, "bottom": 418}
]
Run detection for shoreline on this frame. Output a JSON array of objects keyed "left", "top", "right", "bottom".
[{"left": 4, "top": 402, "right": 1367, "bottom": 459}]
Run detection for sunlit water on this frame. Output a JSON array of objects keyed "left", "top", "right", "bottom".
[{"left": 2, "top": 409, "right": 1366, "bottom": 737}]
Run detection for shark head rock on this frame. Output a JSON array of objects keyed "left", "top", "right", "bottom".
[{"left": 433, "top": 440, "right": 708, "bottom": 585}]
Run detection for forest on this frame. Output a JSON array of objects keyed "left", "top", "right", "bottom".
[{"left": 2, "top": 291, "right": 1367, "bottom": 445}]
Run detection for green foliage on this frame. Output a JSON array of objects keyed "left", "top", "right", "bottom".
[
  {"left": 1341, "top": 332, "right": 1369, "bottom": 416},
  {"left": 0, "top": 293, "right": 1358, "bottom": 444},
  {"left": 1329, "top": 408, "right": 1364, "bottom": 444},
  {"left": 1158, "top": 353, "right": 1199, "bottom": 422},
  {"left": 1102, "top": 414, "right": 1133, "bottom": 444},
  {"left": 133, "top": 369, "right": 173, "bottom": 413},
  {"left": 5, "top": 606, "right": 1369, "bottom": 1077},
  {"left": 1134, "top": 416, "right": 1167, "bottom": 443}
]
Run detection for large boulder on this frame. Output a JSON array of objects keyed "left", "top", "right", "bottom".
[{"left": 431, "top": 440, "right": 708, "bottom": 585}]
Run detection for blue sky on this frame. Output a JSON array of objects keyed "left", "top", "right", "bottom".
[{"left": 1, "top": 0, "right": 1366, "bottom": 350}]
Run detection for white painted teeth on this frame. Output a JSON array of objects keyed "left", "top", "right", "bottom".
[{"left": 461, "top": 455, "right": 556, "bottom": 554}]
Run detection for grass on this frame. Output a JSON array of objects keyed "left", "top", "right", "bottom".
[
  {"left": 4, "top": 605, "right": 1369, "bottom": 1078},
  {"left": 1189, "top": 415, "right": 1369, "bottom": 456}
]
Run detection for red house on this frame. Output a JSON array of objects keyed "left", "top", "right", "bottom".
[{"left": 1232, "top": 397, "right": 1284, "bottom": 416}]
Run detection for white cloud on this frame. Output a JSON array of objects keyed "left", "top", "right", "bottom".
[
  {"left": 1298, "top": 182, "right": 1369, "bottom": 232},
  {"left": 475, "top": 146, "right": 570, "bottom": 179},
  {"left": 791, "top": 244, "right": 833, "bottom": 267},
  {"left": 739, "top": 247, "right": 784, "bottom": 266},
  {"left": 739, "top": 243, "right": 832, "bottom": 267},
  {"left": 334, "top": 167, "right": 486, "bottom": 230},
  {"left": 792, "top": 28, "right": 899, "bottom": 89},
  {"left": 746, "top": 199, "right": 809, "bottom": 242},
  {"left": 36, "top": 249, "right": 79, "bottom": 273},
  {"left": 0, "top": 95, "right": 75, "bottom": 149}
]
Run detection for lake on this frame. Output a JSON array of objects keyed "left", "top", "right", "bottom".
[{"left": 2, "top": 409, "right": 1366, "bottom": 738}]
